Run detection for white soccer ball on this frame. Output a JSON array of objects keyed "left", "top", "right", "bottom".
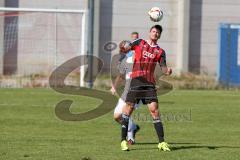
[{"left": 148, "top": 7, "right": 163, "bottom": 22}]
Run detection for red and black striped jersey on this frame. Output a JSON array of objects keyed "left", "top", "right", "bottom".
[{"left": 130, "top": 39, "right": 167, "bottom": 84}]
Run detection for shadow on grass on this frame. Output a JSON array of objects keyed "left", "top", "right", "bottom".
[
  {"left": 135, "top": 142, "right": 200, "bottom": 145},
  {"left": 132, "top": 142, "right": 240, "bottom": 151},
  {"left": 171, "top": 145, "right": 240, "bottom": 151},
  {"left": 130, "top": 147, "right": 159, "bottom": 151}
]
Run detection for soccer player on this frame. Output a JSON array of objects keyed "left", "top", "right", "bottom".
[
  {"left": 119, "top": 25, "right": 172, "bottom": 151},
  {"left": 118, "top": 32, "right": 139, "bottom": 62},
  {"left": 111, "top": 32, "right": 141, "bottom": 144},
  {"left": 131, "top": 32, "right": 139, "bottom": 41}
]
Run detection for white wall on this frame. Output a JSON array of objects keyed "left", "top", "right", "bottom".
[
  {"left": 99, "top": 0, "right": 178, "bottom": 70},
  {"left": 19, "top": 0, "right": 87, "bottom": 9},
  {"left": 3, "top": 0, "right": 240, "bottom": 75},
  {"left": 190, "top": 0, "right": 240, "bottom": 75},
  {"left": 0, "top": 0, "right": 4, "bottom": 75},
  {"left": 16, "top": 0, "right": 87, "bottom": 75}
]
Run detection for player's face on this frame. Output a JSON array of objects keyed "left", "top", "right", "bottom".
[
  {"left": 149, "top": 28, "right": 161, "bottom": 41},
  {"left": 131, "top": 34, "right": 139, "bottom": 41}
]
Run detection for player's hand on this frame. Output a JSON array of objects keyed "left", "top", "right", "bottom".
[
  {"left": 110, "top": 86, "right": 117, "bottom": 95},
  {"left": 119, "top": 40, "right": 131, "bottom": 53},
  {"left": 166, "top": 68, "right": 172, "bottom": 75}
]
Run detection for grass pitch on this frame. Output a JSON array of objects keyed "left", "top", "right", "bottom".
[{"left": 0, "top": 89, "right": 240, "bottom": 160}]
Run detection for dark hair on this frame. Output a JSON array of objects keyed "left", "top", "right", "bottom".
[
  {"left": 131, "top": 32, "right": 139, "bottom": 35},
  {"left": 150, "top": 25, "right": 163, "bottom": 33}
]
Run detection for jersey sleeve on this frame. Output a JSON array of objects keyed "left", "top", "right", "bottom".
[
  {"left": 158, "top": 50, "right": 167, "bottom": 67},
  {"left": 130, "top": 39, "right": 142, "bottom": 50}
]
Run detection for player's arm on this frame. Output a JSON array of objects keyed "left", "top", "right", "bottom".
[
  {"left": 119, "top": 39, "right": 142, "bottom": 53},
  {"left": 110, "top": 74, "right": 124, "bottom": 95},
  {"left": 161, "top": 66, "right": 172, "bottom": 75},
  {"left": 159, "top": 50, "right": 172, "bottom": 75},
  {"left": 110, "top": 57, "right": 127, "bottom": 95}
]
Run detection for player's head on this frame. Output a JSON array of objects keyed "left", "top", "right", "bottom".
[
  {"left": 131, "top": 32, "right": 139, "bottom": 41},
  {"left": 119, "top": 40, "right": 131, "bottom": 53},
  {"left": 149, "top": 25, "right": 162, "bottom": 41}
]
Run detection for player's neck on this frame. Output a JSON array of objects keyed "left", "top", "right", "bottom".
[{"left": 147, "top": 39, "right": 158, "bottom": 46}]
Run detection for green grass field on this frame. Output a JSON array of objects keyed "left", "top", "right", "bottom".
[{"left": 0, "top": 89, "right": 240, "bottom": 160}]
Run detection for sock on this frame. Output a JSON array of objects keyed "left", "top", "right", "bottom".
[
  {"left": 127, "top": 118, "right": 136, "bottom": 141},
  {"left": 153, "top": 118, "right": 164, "bottom": 143},
  {"left": 121, "top": 114, "right": 130, "bottom": 141}
]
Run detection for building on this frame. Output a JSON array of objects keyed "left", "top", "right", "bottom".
[{"left": 0, "top": 0, "right": 240, "bottom": 77}]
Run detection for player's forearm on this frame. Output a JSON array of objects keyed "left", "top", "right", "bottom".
[
  {"left": 120, "top": 46, "right": 131, "bottom": 53},
  {"left": 112, "top": 75, "right": 124, "bottom": 89},
  {"left": 119, "top": 40, "right": 132, "bottom": 53},
  {"left": 161, "top": 66, "right": 172, "bottom": 75}
]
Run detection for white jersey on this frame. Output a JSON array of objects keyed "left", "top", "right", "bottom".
[{"left": 114, "top": 51, "right": 141, "bottom": 114}]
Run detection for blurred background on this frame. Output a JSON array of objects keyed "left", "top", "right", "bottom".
[{"left": 0, "top": 0, "right": 240, "bottom": 89}]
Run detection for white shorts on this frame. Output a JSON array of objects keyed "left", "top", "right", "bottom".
[{"left": 113, "top": 98, "right": 141, "bottom": 115}]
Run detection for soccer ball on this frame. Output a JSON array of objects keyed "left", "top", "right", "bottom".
[{"left": 148, "top": 7, "right": 163, "bottom": 22}]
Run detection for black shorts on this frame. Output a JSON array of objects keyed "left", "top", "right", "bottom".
[{"left": 125, "top": 77, "right": 158, "bottom": 104}]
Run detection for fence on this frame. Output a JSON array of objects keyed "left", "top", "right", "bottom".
[{"left": 0, "top": 7, "right": 87, "bottom": 88}]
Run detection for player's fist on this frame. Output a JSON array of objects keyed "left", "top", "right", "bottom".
[
  {"left": 119, "top": 40, "right": 131, "bottom": 53},
  {"left": 110, "top": 86, "right": 117, "bottom": 95},
  {"left": 166, "top": 68, "right": 172, "bottom": 75}
]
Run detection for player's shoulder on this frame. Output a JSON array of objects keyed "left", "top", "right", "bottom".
[
  {"left": 133, "top": 38, "right": 143, "bottom": 43},
  {"left": 159, "top": 47, "right": 165, "bottom": 53},
  {"left": 154, "top": 45, "right": 165, "bottom": 55},
  {"left": 131, "top": 38, "right": 144, "bottom": 46}
]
